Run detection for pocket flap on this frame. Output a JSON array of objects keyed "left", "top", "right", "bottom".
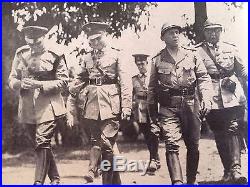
[
  {"left": 109, "top": 87, "right": 119, "bottom": 96},
  {"left": 158, "top": 68, "right": 171, "bottom": 74}
]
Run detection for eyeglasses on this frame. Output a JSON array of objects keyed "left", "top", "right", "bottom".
[{"left": 205, "top": 28, "right": 222, "bottom": 35}]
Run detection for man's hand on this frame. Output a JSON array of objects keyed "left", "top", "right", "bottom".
[
  {"left": 150, "top": 122, "right": 161, "bottom": 137},
  {"left": 67, "top": 113, "right": 74, "bottom": 128},
  {"left": 21, "top": 78, "right": 42, "bottom": 89},
  {"left": 121, "top": 108, "right": 131, "bottom": 121},
  {"left": 199, "top": 101, "right": 212, "bottom": 120},
  {"left": 69, "top": 81, "right": 86, "bottom": 94}
]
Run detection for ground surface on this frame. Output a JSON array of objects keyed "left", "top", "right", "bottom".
[{"left": 2, "top": 134, "right": 248, "bottom": 185}]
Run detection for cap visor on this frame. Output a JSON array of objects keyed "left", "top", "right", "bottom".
[{"left": 22, "top": 26, "right": 48, "bottom": 39}]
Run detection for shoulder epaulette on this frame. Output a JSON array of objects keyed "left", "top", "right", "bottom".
[
  {"left": 48, "top": 50, "right": 61, "bottom": 58},
  {"left": 223, "top": 41, "right": 236, "bottom": 47},
  {"left": 194, "top": 42, "right": 204, "bottom": 48},
  {"left": 111, "top": 47, "right": 121, "bottom": 51},
  {"left": 16, "top": 45, "right": 30, "bottom": 54},
  {"left": 181, "top": 45, "right": 197, "bottom": 51},
  {"left": 152, "top": 49, "right": 163, "bottom": 60},
  {"left": 132, "top": 74, "right": 139, "bottom": 79}
]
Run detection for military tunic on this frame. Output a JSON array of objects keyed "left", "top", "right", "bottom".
[
  {"left": 9, "top": 45, "right": 69, "bottom": 124},
  {"left": 132, "top": 73, "right": 148, "bottom": 123},
  {"left": 69, "top": 46, "right": 132, "bottom": 121},
  {"left": 197, "top": 41, "right": 247, "bottom": 130},
  {"left": 68, "top": 45, "right": 132, "bottom": 151},
  {"left": 196, "top": 41, "right": 247, "bottom": 109},
  {"left": 9, "top": 45, "right": 69, "bottom": 149},
  {"left": 147, "top": 46, "right": 213, "bottom": 152}
]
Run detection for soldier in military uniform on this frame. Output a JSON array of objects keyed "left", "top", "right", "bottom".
[
  {"left": 8, "top": 18, "right": 69, "bottom": 184},
  {"left": 67, "top": 22, "right": 132, "bottom": 184},
  {"left": 132, "top": 54, "right": 160, "bottom": 174},
  {"left": 196, "top": 19, "right": 247, "bottom": 184},
  {"left": 147, "top": 22, "right": 213, "bottom": 184}
]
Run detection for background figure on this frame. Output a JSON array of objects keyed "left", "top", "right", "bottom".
[
  {"left": 147, "top": 22, "right": 213, "bottom": 184},
  {"left": 132, "top": 53, "right": 160, "bottom": 175},
  {"left": 67, "top": 22, "right": 132, "bottom": 184},
  {"left": 8, "top": 17, "right": 69, "bottom": 185},
  {"left": 197, "top": 19, "right": 248, "bottom": 184}
]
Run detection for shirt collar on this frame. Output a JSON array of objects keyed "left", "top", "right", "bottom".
[{"left": 138, "top": 73, "right": 146, "bottom": 78}]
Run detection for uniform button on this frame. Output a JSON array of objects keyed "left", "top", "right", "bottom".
[{"left": 176, "top": 66, "right": 179, "bottom": 69}]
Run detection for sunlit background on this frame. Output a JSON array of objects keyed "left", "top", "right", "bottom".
[{"left": 40, "top": 2, "right": 248, "bottom": 76}]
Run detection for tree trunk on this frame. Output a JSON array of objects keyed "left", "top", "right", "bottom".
[{"left": 193, "top": 2, "right": 207, "bottom": 43}]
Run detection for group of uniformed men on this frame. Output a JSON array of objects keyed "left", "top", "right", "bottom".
[{"left": 9, "top": 16, "right": 247, "bottom": 185}]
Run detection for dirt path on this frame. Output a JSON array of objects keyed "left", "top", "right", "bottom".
[{"left": 2, "top": 137, "right": 248, "bottom": 185}]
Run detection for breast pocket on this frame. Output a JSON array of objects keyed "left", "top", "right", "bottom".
[
  {"left": 217, "top": 52, "right": 234, "bottom": 70},
  {"left": 108, "top": 88, "right": 121, "bottom": 115},
  {"left": 157, "top": 67, "right": 172, "bottom": 83},
  {"left": 182, "top": 67, "right": 196, "bottom": 85},
  {"left": 40, "top": 60, "right": 54, "bottom": 71}
]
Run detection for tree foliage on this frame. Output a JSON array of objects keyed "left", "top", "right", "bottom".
[
  {"left": 182, "top": 2, "right": 245, "bottom": 45},
  {"left": 5, "top": 2, "right": 157, "bottom": 45}
]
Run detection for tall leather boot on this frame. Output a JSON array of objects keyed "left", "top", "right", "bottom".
[
  {"left": 34, "top": 148, "right": 50, "bottom": 184},
  {"left": 47, "top": 150, "right": 60, "bottom": 184},
  {"left": 186, "top": 150, "right": 199, "bottom": 184},
  {"left": 228, "top": 134, "right": 247, "bottom": 184},
  {"left": 166, "top": 152, "right": 183, "bottom": 185},
  {"left": 112, "top": 171, "right": 121, "bottom": 184},
  {"left": 83, "top": 146, "right": 102, "bottom": 183},
  {"left": 147, "top": 136, "right": 159, "bottom": 174},
  {"left": 102, "top": 151, "right": 114, "bottom": 184},
  {"left": 214, "top": 131, "right": 231, "bottom": 182}
]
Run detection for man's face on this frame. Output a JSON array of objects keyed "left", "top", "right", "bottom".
[
  {"left": 204, "top": 27, "right": 222, "bottom": 45},
  {"left": 161, "top": 28, "right": 180, "bottom": 47},
  {"left": 136, "top": 61, "right": 148, "bottom": 74},
  {"left": 24, "top": 36, "right": 44, "bottom": 50},
  {"left": 89, "top": 35, "right": 105, "bottom": 50}
]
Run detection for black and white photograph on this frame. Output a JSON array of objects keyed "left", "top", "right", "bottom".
[{"left": 2, "top": 2, "right": 248, "bottom": 185}]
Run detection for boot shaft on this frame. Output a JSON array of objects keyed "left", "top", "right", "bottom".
[{"left": 166, "top": 152, "right": 183, "bottom": 184}]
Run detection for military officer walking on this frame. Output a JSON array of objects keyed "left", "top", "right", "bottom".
[
  {"left": 196, "top": 19, "right": 247, "bottom": 184},
  {"left": 132, "top": 54, "right": 160, "bottom": 174},
  {"left": 147, "top": 22, "right": 213, "bottom": 184},
  {"left": 67, "top": 22, "right": 132, "bottom": 184},
  {"left": 9, "top": 18, "right": 69, "bottom": 184}
]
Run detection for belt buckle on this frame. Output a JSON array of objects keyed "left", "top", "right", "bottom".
[
  {"left": 182, "top": 88, "right": 188, "bottom": 96},
  {"left": 95, "top": 77, "right": 102, "bottom": 86}
]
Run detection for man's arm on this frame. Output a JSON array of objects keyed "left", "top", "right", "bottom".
[
  {"left": 117, "top": 52, "right": 133, "bottom": 119},
  {"left": 40, "top": 55, "right": 69, "bottom": 93},
  {"left": 147, "top": 59, "right": 159, "bottom": 122},
  {"left": 9, "top": 50, "right": 22, "bottom": 90},
  {"left": 234, "top": 49, "right": 248, "bottom": 97},
  {"left": 194, "top": 54, "right": 213, "bottom": 110}
]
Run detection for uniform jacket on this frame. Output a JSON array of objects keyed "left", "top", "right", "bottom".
[
  {"left": 9, "top": 45, "right": 69, "bottom": 124},
  {"left": 68, "top": 46, "right": 132, "bottom": 120},
  {"left": 196, "top": 41, "right": 247, "bottom": 109},
  {"left": 147, "top": 46, "right": 213, "bottom": 114},
  {"left": 132, "top": 74, "right": 148, "bottom": 123}
]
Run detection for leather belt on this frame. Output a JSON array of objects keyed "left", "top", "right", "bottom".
[
  {"left": 136, "top": 95, "right": 147, "bottom": 100},
  {"left": 209, "top": 71, "right": 234, "bottom": 80},
  {"left": 88, "top": 77, "right": 117, "bottom": 86},
  {"left": 209, "top": 73, "right": 221, "bottom": 80},
  {"left": 163, "top": 87, "right": 195, "bottom": 96}
]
